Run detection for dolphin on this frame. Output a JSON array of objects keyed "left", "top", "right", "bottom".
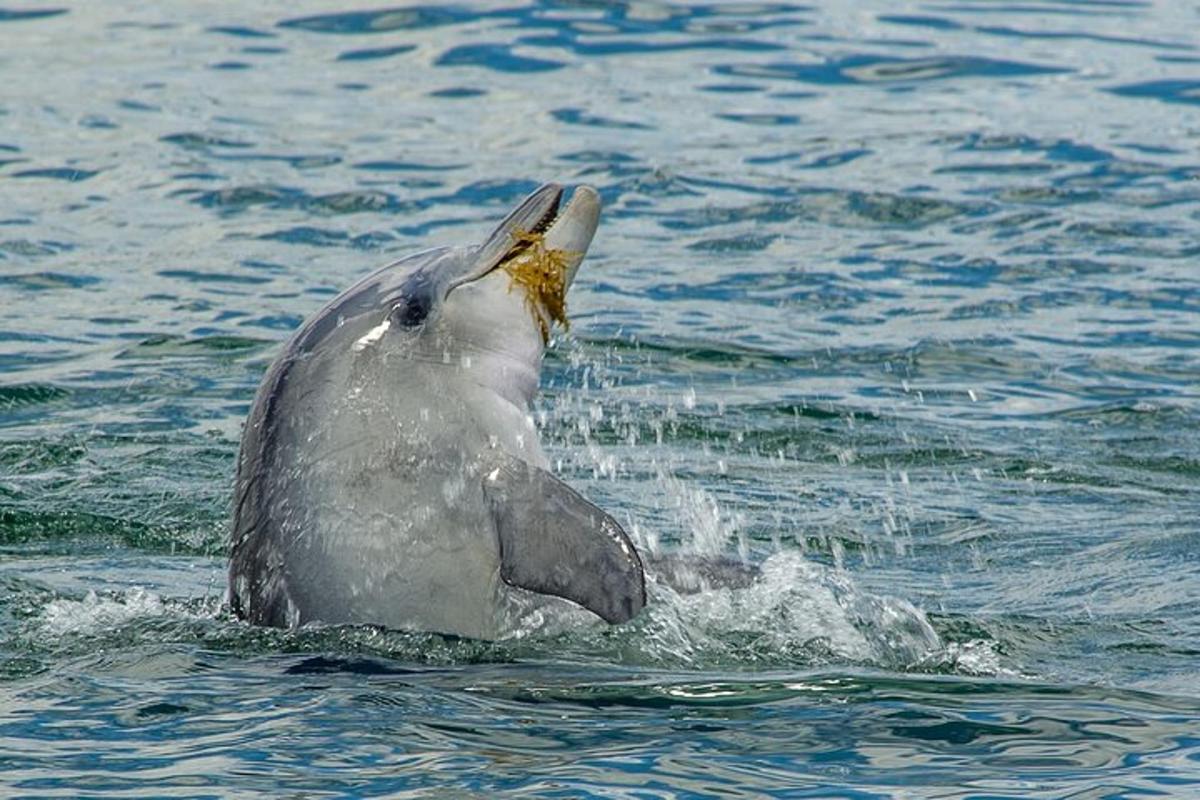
[{"left": 228, "top": 183, "right": 647, "bottom": 640}]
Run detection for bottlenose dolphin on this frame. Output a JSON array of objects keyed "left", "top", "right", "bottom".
[{"left": 229, "top": 183, "right": 647, "bottom": 639}]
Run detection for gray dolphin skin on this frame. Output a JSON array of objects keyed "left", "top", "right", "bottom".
[{"left": 229, "top": 183, "right": 647, "bottom": 639}]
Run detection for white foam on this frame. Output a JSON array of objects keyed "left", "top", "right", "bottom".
[
  {"left": 40, "top": 587, "right": 168, "bottom": 637},
  {"left": 931, "top": 638, "right": 1021, "bottom": 678},
  {"left": 643, "top": 551, "right": 944, "bottom": 667}
]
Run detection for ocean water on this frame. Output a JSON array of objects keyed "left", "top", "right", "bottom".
[{"left": 3, "top": 1, "right": 1200, "bottom": 796}]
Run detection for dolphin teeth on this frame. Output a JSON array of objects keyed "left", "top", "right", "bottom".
[
  {"left": 530, "top": 209, "right": 559, "bottom": 234},
  {"left": 528, "top": 187, "right": 563, "bottom": 235},
  {"left": 492, "top": 193, "right": 561, "bottom": 270}
]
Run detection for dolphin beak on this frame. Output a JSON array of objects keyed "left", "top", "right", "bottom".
[
  {"left": 541, "top": 185, "right": 601, "bottom": 290},
  {"left": 452, "top": 183, "right": 601, "bottom": 292}
]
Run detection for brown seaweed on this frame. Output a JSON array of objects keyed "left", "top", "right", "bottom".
[{"left": 500, "top": 228, "right": 577, "bottom": 343}]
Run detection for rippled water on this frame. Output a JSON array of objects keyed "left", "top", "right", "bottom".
[{"left": 3, "top": 1, "right": 1200, "bottom": 796}]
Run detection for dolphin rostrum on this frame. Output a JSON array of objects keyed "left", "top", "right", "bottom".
[{"left": 229, "top": 183, "right": 646, "bottom": 639}]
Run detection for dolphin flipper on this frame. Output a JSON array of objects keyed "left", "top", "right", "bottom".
[{"left": 483, "top": 458, "right": 646, "bottom": 624}]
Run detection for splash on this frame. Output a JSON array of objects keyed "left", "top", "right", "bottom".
[
  {"left": 634, "top": 552, "right": 944, "bottom": 668},
  {"left": 40, "top": 587, "right": 168, "bottom": 636},
  {"left": 930, "top": 639, "right": 1020, "bottom": 678},
  {"left": 637, "top": 471, "right": 942, "bottom": 667},
  {"left": 500, "top": 228, "right": 576, "bottom": 343}
]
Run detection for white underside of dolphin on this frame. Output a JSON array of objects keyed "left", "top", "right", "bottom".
[{"left": 228, "top": 184, "right": 647, "bottom": 640}]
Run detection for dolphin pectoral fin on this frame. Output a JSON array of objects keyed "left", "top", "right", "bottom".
[{"left": 483, "top": 459, "right": 646, "bottom": 624}]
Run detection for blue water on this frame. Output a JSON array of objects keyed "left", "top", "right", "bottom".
[{"left": 3, "top": 1, "right": 1200, "bottom": 796}]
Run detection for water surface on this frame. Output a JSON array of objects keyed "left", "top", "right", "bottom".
[{"left": 3, "top": 1, "right": 1200, "bottom": 796}]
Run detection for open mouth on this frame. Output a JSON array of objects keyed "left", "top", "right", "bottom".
[
  {"left": 528, "top": 185, "right": 564, "bottom": 236},
  {"left": 499, "top": 216, "right": 574, "bottom": 343},
  {"left": 496, "top": 185, "right": 564, "bottom": 268},
  {"left": 449, "top": 183, "right": 599, "bottom": 336}
]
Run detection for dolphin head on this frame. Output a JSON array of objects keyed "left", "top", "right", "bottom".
[
  {"left": 291, "top": 183, "right": 600, "bottom": 411},
  {"left": 296, "top": 183, "right": 600, "bottom": 352},
  {"left": 445, "top": 182, "right": 601, "bottom": 346},
  {"left": 408, "top": 183, "right": 599, "bottom": 348}
]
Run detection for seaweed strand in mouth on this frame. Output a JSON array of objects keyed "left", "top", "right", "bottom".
[{"left": 501, "top": 228, "right": 576, "bottom": 344}]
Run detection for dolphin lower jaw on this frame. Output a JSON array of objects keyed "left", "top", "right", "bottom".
[{"left": 540, "top": 186, "right": 601, "bottom": 287}]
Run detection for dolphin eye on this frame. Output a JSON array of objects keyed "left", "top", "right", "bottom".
[{"left": 389, "top": 293, "right": 431, "bottom": 329}]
